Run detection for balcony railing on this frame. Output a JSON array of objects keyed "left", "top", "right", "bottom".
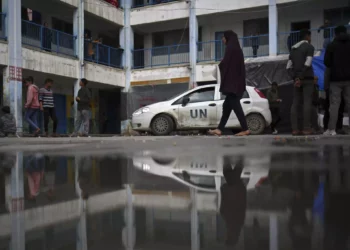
[
  {"left": 132, "top": 0, "right": 179, "bottom": 8},
  {"left": 0, "top": 13, "right": 6, "bottom": 40},
  {"left": 133, "top": 44, "right": 189, "bottom": 69},
  {"left": 278, "top": 25, "right": 350, "bottom": 55},
  {"left": 197, "top": 34, "right": 269, "bottom": 62},
  {"left": 84, "top": 40, "right": 124, "bottom": 68},
  {"left": 22, "top": 20, "right": 76, "bottom": 57}
]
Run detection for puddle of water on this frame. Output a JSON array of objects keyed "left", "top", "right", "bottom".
[{"left": 1, "top": 140, "right": 350, "bottom": 250}]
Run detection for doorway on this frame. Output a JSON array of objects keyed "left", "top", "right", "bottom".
[{"left": 291, "top": 21, "right": 310, "bottom": 32}]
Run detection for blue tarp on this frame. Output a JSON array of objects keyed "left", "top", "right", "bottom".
[{"left": 312, "top": 49, "right": 326, "bottom": 90}]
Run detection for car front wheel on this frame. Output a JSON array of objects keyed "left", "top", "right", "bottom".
[
  {"left": 246, "top": 113, "right": 266, "bottom": 135},
  {"left": 151, "top": 114, "right": 174, "bottom": 136}
]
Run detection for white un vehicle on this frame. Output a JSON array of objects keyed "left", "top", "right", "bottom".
[{"left": 132, "top": 85, "right": 272, "bottom": 135}]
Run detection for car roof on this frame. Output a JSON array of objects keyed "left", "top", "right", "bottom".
[{"left": 196, "top": 84, "right": 254, "bottom": 90}]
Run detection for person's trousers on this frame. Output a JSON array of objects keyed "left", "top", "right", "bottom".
[
  {"left": 324, "top": 89, "right": 345, "bottom": 131},
  {"left": 25, "top": 108, "right": 39, "bottom": 131},
  {"left": 43, "top": 107, "right": 58, "bottom": 133},
  {"left": 328, "top": 81, "right": 350, "bottom": 130},
  {"left": 270, "top": 107, "right": 281, "bottom": 131},
  {"left": 291, "top": 81, "right": 314, "bottom": 131},
  {"left": 75, "top": 110, "right": 90, "bottom": 135},
  {"left": 218, "top": 93, "right": 248, "bottom": 131}
]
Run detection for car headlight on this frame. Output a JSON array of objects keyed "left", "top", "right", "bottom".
[{"left": 133, "top": 107, "right": 150, "bottom": 116}]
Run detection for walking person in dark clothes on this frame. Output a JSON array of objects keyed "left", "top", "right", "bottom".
[
  {"left": 287, "top": 29, "right": 315, "bottom": 136},
  {"left": 209, "top": 31, "right": 250, "bottom": 136},
  {"left": 39, "top": 79, "right": 58, "bottom": 137},
  {"left": 323, "top": 26, "right": 350, "bottom": 136},
  {"left": 71, "top": 78, "right": 91, "bottom": 137},
  {"left": 267, "top": 82, "right": 282, "bottom": 135}
]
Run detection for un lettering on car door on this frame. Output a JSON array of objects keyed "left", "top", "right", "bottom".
[{"left": 179, "top": 104, "right": 217, "bottom": 127}]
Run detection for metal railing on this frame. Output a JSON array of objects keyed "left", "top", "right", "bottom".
[
  {"left": 197, "top": 34, "right": 269, "bottom": 62},
  {"left": 278, "top": 25, "right": 350, "bottom": 55},
  {"left": 132, "top": 0, "right": 179, "bottom": 8},
  {"left": 0, "top": 13, "right": 6, "bottom": 40},
  {"left": 133, "top": 44, "right": 189, "bottom": 69},
  {"left": 84, "top": 40, "right": 124, "bottom": 68},
  {"left": 22, "top": 20, "right": 76, "bottom": 57}
]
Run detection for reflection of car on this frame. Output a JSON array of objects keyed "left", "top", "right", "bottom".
[
  {"left": 132, "top": 153, "right": 270, "bottom": 192},
  {"left": 131, "top": 84, "right": 272, "bottom": 135}
]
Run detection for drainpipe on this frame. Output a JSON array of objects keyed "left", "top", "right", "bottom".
[{"left": 189, "top": 0, "right": 198, "bottom": 89}]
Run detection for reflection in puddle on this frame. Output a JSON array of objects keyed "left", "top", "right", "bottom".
[{"left": 0, "top": 143, "right": 350, "bottom": 249}]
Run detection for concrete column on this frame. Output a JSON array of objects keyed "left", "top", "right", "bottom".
[
  {"left": 190, "top": 188, "right": 200, "bottom": 250},
  {"left": 269, "top": 213, "right": 278, "bottom": 250},
  {"left": 120, "top": 0, "right": 133, "bottom": 92},
  {"left": 10, "top": 152, "right": 25, "bottom": 250},
  {"left": 2, "top": 0, "right": 23, "bottom": 133},
  {"left": 268, "top": 0, "right": 278, "bottom": 56},
  {"left": 73, "top": 0, "right": 85, "bottom": 122},
  {"left": 189, "top": 0, "right": 198, "bottom": 89}
]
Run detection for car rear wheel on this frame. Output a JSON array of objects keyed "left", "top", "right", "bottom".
[
  {"left": 151, "top": 114, "right": 174, "bottom": 136},
  {"left": 246, "top": 113, "right": 265, "bottom": 135}
]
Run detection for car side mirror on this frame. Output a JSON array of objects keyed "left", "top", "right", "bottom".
[{"left": 182, "top": 97, "right": 190, "bottom": 106}]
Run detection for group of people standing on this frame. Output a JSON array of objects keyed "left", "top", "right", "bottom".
[{"left": 23, "top": 77, "right": 92, "bottom": 137}]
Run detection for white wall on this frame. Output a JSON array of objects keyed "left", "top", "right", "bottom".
[
  {"left": 131, "top": 65, "right": 189, "bottom": 82},
  {"left": 85, "top": 62, "right": 126, "bottom": 87}
]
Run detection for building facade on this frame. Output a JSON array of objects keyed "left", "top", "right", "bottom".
[{"left": 0, "top": 0, "right": 349, "bottom": 134}]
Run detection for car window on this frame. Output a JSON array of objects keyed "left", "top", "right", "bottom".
[
  {"left": 221, "top": 91, "right": 249, "bottom": 100},
  {"left": 173, "top": 87, "right": 215, "bottom": 105},
  {"left": 173, "top": 172, "right": 216, "bottom": 189}
]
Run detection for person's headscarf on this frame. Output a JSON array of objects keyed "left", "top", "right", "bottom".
[{"left": 224, "top": 30, "right": 241, "bottom": 51}]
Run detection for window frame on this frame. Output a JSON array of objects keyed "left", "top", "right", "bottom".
[{"left": 172, "top": 86, "right": 216, "bottom": 105}]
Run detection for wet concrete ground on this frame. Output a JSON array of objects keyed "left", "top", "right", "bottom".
[{"left": 1, "top": 135, "right": 350, "bottom": 250}]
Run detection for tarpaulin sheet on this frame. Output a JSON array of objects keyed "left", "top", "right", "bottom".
[{"left": 313, "top": 50, "right": 326, "bottom": 90}]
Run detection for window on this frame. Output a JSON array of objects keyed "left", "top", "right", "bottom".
[
  {"left": 153, "top": 32, "right": 165, "bottom": 47},
  {"left": 243, "top": 18, "right": 269, "bottom": 47},
  {"left": 173, "top": 87, "right": 215, "bottom": 105},
  {"left": 324, "top": 7, "right": 350, "bottom": 26},
  {"left": 221, "top": 91, "right": 249, "bottom": 100}
]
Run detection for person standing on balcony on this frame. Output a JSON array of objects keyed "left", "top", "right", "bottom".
[
  {"left": 323, "top": 26, "right": 350, "bottom": 136},
  {"left": 318, "top": 19, "right": 333, "bottom": 49},
  {"left": 25, "top": 77, "right": 41, "bottom": 136},
  {"left": 251, "top": 33, "right": 259, "bottom": 58},
  {"left": 287, "top": 29, "right": 315, "bottom": 136},
  {"left": 39, "top": 78, "right": 58, "bottom": 137},
  {"left": 41, "top": 22, "right": 52, "bottom": 52},
  {"left": 71, "top": 78, "right": 91, "bottom": 137},
  {"left": 209, "top": 30, "right": 250, "bottom": 136}
]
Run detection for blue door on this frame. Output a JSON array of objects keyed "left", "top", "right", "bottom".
[
  {"left": 215, "top": 32, "right": 225, "bottom": 61},
  {"left": 54, "top": 94, "right": 67, "bottom": 134}
]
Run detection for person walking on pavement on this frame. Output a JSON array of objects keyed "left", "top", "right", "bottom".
[
  {"left": 287, "top": 29, "right": 315, "bottom": 136},
  {"left": 71, "top": 78, "right": 91, "bottom": 137},
  {"left": 267, "top": 82, "right": 282, "bottom": 135},
  {"left": 324, "top": 26, "right": 350, "bottom": 136},
  {"left": 24, "top": 77, "right": 41, "bottom": 136},
  {"left": 39, "top": 78, "right": 58, "bottom": 137},
  {"left": 209, "top": 31, "right": 250, "bottom": 136}
]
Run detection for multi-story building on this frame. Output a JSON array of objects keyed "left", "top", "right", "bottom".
[{"left": 1, "top": 0, "right": 349, "bottom": 134}]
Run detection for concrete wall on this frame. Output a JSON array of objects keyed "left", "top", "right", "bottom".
[
  {"left": 85, "top": 0, "right": 124, "bottom": 26},
  {"left": 85, "top": 62, "right": 126, "bottom": 87},
  {"left": 131, "top": 66, "right": 190, "bottom": 83}
]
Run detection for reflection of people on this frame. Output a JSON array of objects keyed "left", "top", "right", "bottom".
[
  {"left": 288, "top": 191, "right": 312, "bottom": 250},
  {"left": 25, "top": 154, "right": 45, "bottom": 201},
  {"left": 267, "top": 82, "right": 282, "bottom": 135},
  {"left": 76, "top": 156, "right": 93, "bottom": 200},
  {"left": 209, "top": 31, "right": 250, "bottom": 136},
  {"left": 220, "top": 157, "right": 246, "bottom": 247}
]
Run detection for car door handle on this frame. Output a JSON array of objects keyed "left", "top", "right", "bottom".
[
  {"left": 209, "top": 103, "right": 216, "bottom": 107},
  {"left": 243, "top": 101, "right": 251, "bottom": 104}
]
